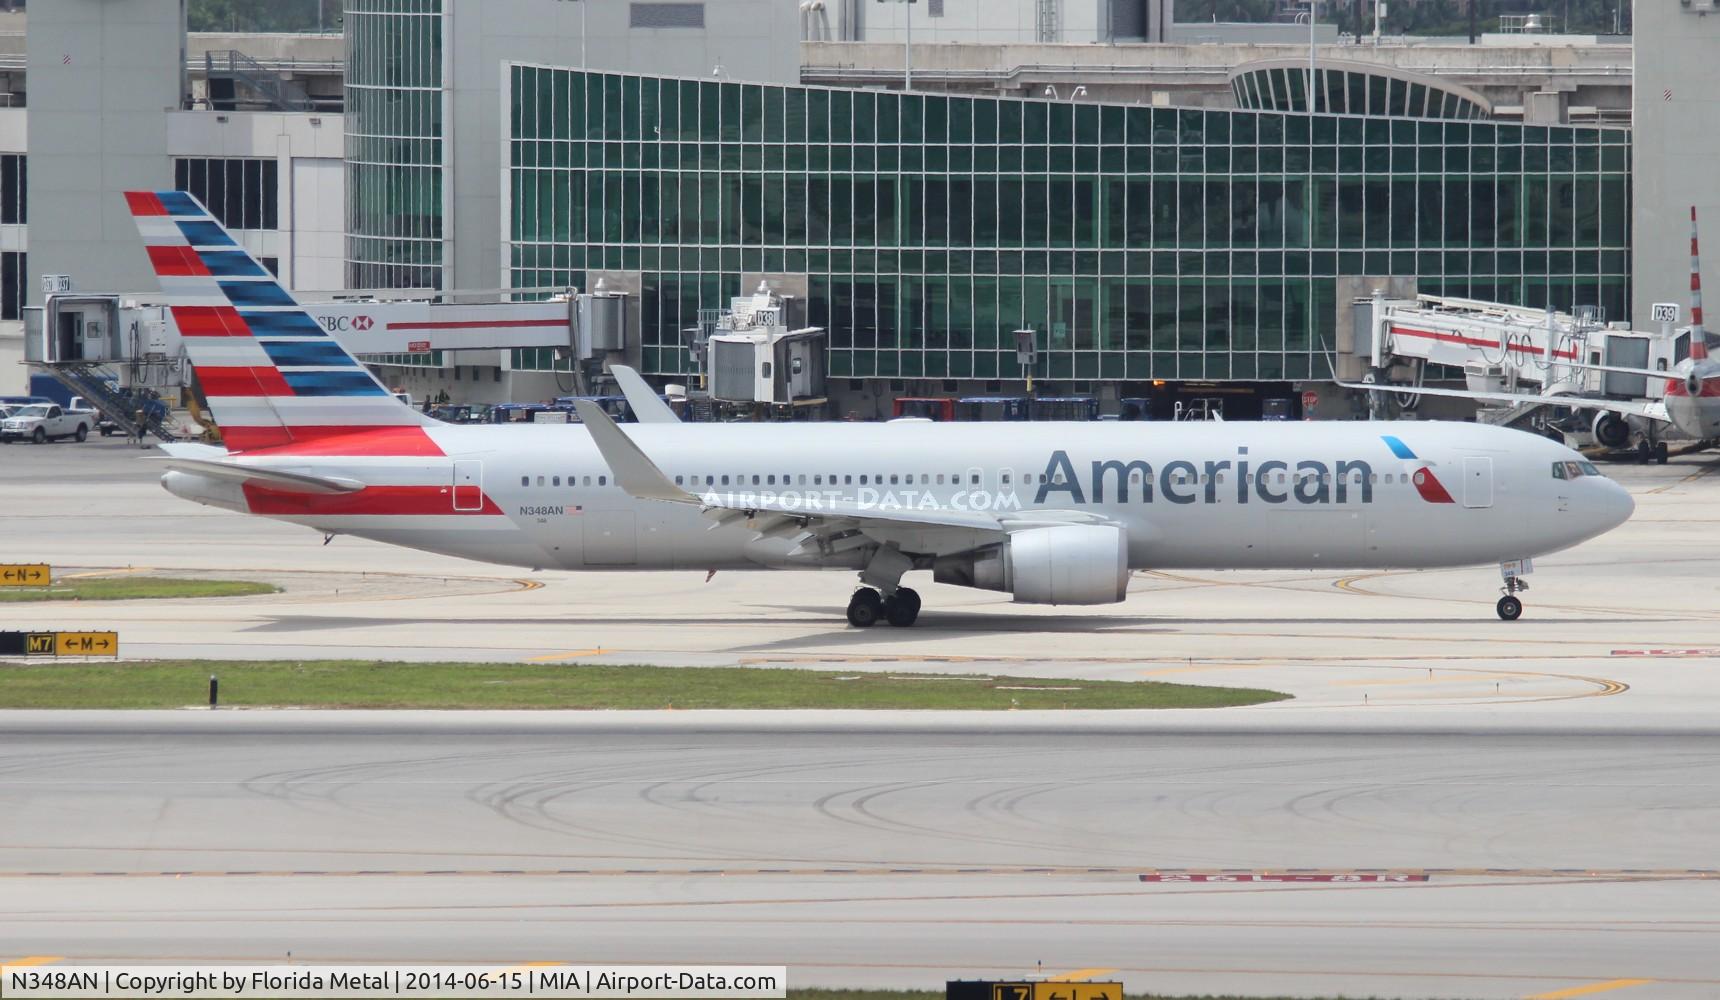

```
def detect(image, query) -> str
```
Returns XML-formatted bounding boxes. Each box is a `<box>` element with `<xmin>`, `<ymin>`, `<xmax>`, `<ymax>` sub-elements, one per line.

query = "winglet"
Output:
<box><xmin>609</xmin><ymin>366</ymin><xmax>681</xmax><ymax>423</ymax></box>
<box><xmin>572</xmin><ymin>400</ymin><xmax>697</xmax><ymax>504</ymax></box>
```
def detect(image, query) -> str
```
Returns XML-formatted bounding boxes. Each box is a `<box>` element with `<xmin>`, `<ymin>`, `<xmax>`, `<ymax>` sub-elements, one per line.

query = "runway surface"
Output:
<box><xmin>5</xmin><ymin>441</ymin><xmax>1720</xmax><ymax>997</ymax></box>
<box><xmin>3</xmin><ymin>713</ymin><xmax>1719</xmax><ymax>998</ymax></box>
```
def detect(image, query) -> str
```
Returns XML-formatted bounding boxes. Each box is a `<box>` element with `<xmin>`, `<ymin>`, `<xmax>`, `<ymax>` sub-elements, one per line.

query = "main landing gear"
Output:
<box><xmin>1497</xmin><ymin>560</ymin><xmax>1531</xmax><ymax>621</ymax></box>
<box><xmin>846</xmin><ymin>587</ymin><xmax>921</xmax><ymax>628</ymax></box>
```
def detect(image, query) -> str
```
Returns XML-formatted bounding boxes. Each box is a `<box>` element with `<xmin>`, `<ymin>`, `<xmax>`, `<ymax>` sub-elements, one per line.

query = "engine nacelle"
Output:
<box><xmin>1592</xmin><ymin>411</ymin><xmax>1630</xmax><ymax>449</ymax></box>
<box><xmin>933</xmin><ymin>524</ymin><xmax>1129</xmax><ymax>605</ymax></box>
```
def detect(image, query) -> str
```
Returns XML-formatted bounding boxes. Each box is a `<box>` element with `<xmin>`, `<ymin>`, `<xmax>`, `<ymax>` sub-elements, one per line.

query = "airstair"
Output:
<box><xmin>36</xmin><ymin>363</ymin><xmax>185</xmax><ymax>442</ymax></box>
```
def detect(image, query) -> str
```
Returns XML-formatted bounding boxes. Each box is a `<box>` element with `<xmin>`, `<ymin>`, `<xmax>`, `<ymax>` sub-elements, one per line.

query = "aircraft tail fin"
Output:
<box><xmin>124</xmin><ymin>190</ymin><xmax>438</xmax><ymax>455</ymax></box>
<box><xmin>1691</xmin><ymin>205</ymin><xmax>1707</xmax><ymax>361</ymax></box>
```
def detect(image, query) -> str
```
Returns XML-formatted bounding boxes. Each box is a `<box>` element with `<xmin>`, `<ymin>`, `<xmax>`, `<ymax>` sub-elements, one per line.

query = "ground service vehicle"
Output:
<box><xmin>0</xmin><ymin>403</ymin><xmax>95</xmax><ymax>444</ymax></box>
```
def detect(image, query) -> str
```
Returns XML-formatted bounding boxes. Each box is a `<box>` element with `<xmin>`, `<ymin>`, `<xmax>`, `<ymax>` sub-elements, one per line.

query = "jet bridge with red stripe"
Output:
<box><xmin>1362</xmin><ymin>292</ymin><xmax>1679</xmax><ymax>401</ymax></box>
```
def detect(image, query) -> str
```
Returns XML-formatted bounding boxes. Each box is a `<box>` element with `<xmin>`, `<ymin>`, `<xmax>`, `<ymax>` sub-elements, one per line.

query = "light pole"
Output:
<box><xmin>876</xmin><ymin>0</ymin><xmax>918</xmax><ymax>91</ymax></box>
<box><xmin>1308</xmin><ymin>0</ymin><xmax>1317</xmax><ymax>113</ymax></box>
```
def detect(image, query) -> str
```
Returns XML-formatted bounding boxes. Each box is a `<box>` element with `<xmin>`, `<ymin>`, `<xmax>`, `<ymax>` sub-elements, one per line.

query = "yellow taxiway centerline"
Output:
<box><xmin>526</xmin><ymin>648</ymin><xmax>612</xmax><ymax>662</ymax></box>
<box><xmin>1524</xmin><ymin>978</ymin><xmax>1655</xmax><ymax>999</ymax></box>
<box><xmin>1045</xmin><ymin>967</ymin><xmax>1119</xmax><ymax>982</ymax></box>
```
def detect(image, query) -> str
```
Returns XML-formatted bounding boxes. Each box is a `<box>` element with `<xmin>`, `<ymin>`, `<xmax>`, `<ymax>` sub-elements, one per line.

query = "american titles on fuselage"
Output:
<box><xmin>1035</xmin><ymin>448</ymin><xmax>1380</xmax><ymax>506</ymax></box>
<box><xmin>652</xmin><ymin>447</ymin><xmax>1400</xmax><ymax>515</ymax></box>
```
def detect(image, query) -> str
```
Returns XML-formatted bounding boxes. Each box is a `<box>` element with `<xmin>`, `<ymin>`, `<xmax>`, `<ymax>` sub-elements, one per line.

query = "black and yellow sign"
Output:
<box><xmin>0</xmin><ymin>564</ymin><xmax>49</xmax><ymax>587</ymax></box>
<box><xmin>0</xmin><ymin>631</ymin><xmax>119</xmax><ymax>657</ymax></box>
<box><xmin>947</xmin><ymin>982</ymin><xmax>1122</xmax><ymax>1000</ymax></box>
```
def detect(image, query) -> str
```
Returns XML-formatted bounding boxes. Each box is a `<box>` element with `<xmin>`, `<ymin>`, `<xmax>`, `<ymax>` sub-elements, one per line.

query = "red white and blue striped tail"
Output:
<box><xmin>125</xmin><ymin>190</ymin><xmax>440</xmax><ymax>456</ymax></box>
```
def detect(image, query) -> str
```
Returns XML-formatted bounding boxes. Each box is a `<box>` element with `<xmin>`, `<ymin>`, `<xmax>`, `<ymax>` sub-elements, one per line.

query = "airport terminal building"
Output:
<box><xmin>499</xmin><ymin>65</ymin><xmax>1630</xmax><ymax>398</ymax></box>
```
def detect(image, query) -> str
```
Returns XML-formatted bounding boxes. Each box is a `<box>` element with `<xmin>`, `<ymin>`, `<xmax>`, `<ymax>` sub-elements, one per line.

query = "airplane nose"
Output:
<box><xmin>1597</xmin><ymin>480</ymin><xmax>1635</xmax><ymax>532</ymax></box>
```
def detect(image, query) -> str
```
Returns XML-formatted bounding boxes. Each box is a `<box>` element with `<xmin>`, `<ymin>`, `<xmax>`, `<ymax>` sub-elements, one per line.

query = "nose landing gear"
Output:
<box><xmin>1497</xmin><ymin>559</ymin><xmax>1531</xmax><ymax>621</ymax></box>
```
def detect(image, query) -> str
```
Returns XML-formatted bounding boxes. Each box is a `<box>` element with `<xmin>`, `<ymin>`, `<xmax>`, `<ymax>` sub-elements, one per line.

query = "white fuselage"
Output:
<box><xmin>163</xmin><ymin>420</ymin><xmax>1633</xmax><ymax>578</ymax></box>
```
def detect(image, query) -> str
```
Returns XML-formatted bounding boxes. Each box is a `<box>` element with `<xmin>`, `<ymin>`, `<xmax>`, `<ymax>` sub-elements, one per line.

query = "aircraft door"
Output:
<box><xmin>452</xmin><ymin>460</ymin><xmax>484</xmax><ymax>511</ymax></box>
<box><xmin>1462</xmin><ymin>457</ymin><xmax>1493</xmax><ymax>508</ymax></box>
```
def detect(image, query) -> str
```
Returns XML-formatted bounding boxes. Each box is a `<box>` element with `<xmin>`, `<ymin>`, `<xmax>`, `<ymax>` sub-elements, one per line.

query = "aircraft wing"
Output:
<box><xmin>1338</xmin><ymin>381</ymin><xmax>1669</xmax><ymax>423</ymax></box>
<box><xmin>608</xmin><ymin>365</ymin><xmax>681</xmax><ymax>424</ymax></box>
<box><xmin>581</xmin><ymin>402</ymin><xmax>1133</xmax><ymax>562</ymax></box>
<box><xmin>572</xmin><ymin>400</ymin><xmax>1007</xmax><ymax>538</ymax></box>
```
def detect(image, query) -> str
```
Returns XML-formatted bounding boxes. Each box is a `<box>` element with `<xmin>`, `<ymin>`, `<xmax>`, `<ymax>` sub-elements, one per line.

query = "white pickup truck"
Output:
<box><xmin>0</xmin><ymin>402</ymin><xmax>96</xmax><ymax>444</ymax></box>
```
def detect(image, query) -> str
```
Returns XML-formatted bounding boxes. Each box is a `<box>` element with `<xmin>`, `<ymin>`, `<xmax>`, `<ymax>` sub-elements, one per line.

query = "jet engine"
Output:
<box><xmin>933</xmin><ymin>524</ymin><xmax>1129</xmax><ymax>605</ymax></box>
<box><xmin>1592</xmin><ymin>411</ymin><xmax>1629</xmax><ymax>449</ymax></box>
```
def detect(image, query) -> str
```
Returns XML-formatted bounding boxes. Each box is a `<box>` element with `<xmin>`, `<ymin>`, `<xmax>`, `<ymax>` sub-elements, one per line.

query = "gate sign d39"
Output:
<box><xmin>1652</xmin><ymin>302</ymin><xmax>1681</xmax><ymax>324</ymax></box>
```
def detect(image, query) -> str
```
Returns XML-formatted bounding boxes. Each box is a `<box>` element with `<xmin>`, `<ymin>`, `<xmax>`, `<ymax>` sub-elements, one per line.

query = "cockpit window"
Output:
<box><xmin>1551</xmin><ymin>462</ymin><xmax>1567</xmax><ymax>480</ymax></box>
<box><xmin>1579</xmin><ymin>461</ymin><xmax>1601</xmax><ymax>476</ymax></box>
<box><xmin>1554</xmin><ymin>461</ymin><xmax>1603</xmax><ymax>479</ymax></box>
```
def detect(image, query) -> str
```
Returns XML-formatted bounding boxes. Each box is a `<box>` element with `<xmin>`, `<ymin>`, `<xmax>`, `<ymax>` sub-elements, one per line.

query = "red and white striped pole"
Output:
<box><xmin>1691</xmin><ymin>206</ymin><xmax>1707</xmax><ymax>360</ymax></box>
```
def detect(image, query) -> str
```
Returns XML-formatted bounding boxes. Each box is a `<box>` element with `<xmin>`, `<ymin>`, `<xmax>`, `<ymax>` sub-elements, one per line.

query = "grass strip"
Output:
<box><xmin>0</xmin><ymin>578</ymin><xmax>278</xmax><ymax>603</ymax></box>
<box><xmin>0</xmin><ymin>660</ymin><xmax>1287</xmax><ymax>710</ymax></box>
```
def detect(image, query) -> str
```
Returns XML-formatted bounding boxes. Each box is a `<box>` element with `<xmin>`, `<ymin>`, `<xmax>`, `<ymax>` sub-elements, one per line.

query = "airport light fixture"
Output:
<box><xmin>876</xmin><ymin>0</ymin><xmax>917</xmax><ymax>91</ymax></box>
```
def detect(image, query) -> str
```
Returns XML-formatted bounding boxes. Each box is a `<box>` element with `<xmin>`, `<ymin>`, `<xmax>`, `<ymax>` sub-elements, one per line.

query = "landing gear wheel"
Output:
<box><xmin>846</xmin><ymin>588</ymin><xmax>883</xmax><ymax>628</ymax></box>
<box><xmin>1636</xmin><ymin>440</ymin><xmax>1653</xmax><ymax>464</ymax></box>
<box><xmin>1655</xmin><ymin>441</ymin><xmax>1670</xmax><ymax>464</ymax></box>
<box><xmin>884</xmin><ymin>587</ymin><xmax>922</xmax><ymax>627</ymax></box>
<box><xmin>1496</xmin><ymin>595</ymin><xmax>1523</xmax><ymax>621</ymax></box>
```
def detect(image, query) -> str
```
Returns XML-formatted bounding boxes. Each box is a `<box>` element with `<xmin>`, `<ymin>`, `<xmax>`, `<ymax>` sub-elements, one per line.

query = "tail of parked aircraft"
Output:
<box><xmin>124</xmin><ymin>190</ymin><xmax>437</xmax><ymax>454</ymax></box>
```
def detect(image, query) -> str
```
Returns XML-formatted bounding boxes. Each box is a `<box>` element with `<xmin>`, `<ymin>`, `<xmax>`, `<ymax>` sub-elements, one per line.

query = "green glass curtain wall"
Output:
<box><xmin>506</xmin><ymin>67</ymin><xmax>1630</xmax><ymax>381</ymax></box>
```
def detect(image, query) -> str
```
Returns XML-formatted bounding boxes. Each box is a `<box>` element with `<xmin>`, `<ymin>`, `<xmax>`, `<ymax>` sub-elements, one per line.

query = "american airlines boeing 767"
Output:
<box><xmin>132</xmin><ymin>191</ymin><xmax>1632</xmax><ymax>626</ymax></box>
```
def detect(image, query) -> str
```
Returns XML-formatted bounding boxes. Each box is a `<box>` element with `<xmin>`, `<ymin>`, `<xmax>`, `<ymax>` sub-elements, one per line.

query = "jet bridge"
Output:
<box><xmin>24</xmin><ymin>290</ymin><xmax>582</xmax><ymax>438</ymax></box>
<box><xmin>1355</xmin><ymin>293</ymin><xmax>1684</xmax><ymax>431</ymax></box>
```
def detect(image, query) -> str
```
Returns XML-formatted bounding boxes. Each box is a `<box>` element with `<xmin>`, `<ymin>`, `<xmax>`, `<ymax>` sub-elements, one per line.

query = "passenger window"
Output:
<box><xmin>814</xmin><ymin>475</ymin><xmax>823</xmax><ymax>485</ymax></box>
<box><xmin>936</xmin><ymin>474</ymin><xmax>945</xmax><ymax>485</ymax></box>
<box><xmin>705</xmin><ymin>475</ymin><xmax>714</xmax><ymax>486</ymax></box>
<box><xmin>971</xmin><ymin>474</ymin><xmax>980</xmax><ymax>485</ymax></box>
<box><xmin>584</xmin><ymin>476</ymin><xmax>592</xmax><ymax>486</ymax></box>
<box><xmin>537</xmin><ymin>476</ymin><xmax>545</xmax><ymax>487</ymax></box>
<box><xmin>890</xmin><ymin>475</ymin><xmax>899</xmax><ymax>485</ymax></box>
<box><xmin>520</xmin><ymin>476</ymin><xmax>529</xmax><ymax>487</ymax></box>
<box><xmin>553</xmin><ymin>476</ymin><xmax>561</xmax><ymax>487</ymax></box>
<box><xmin>845</xmin><ymin>475</ymin><xmax>853</xmax><ymax>485</ymax></box>
<box><xmin>1002</xmin><ymin>473</ymin><xmax>1011</xmax><ymax>484</ymax></box>
<box><xmin>598</xmin><ymin>476</ymin><xmax>607</xmax><ymax>486</ymax></box>
<box><xmin>860</xmin><ymin>475</ymin><xmax>868</xmax><ymax>485</ymax></box>
<box><xmin>721</xmin><ymin>475</ymin><xmax>730</xmax><ymax>485</ymax></box>
<box><xmin>675</xmin><ymin>475</ymin><xmax>684</xmax><ymax>485</ymax></box>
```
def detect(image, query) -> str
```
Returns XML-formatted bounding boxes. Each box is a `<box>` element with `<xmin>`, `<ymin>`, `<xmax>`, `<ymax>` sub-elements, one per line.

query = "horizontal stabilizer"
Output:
<box><xmin>164</xmin><ymin>457</ymin><xmax>365</xmax><ymax>495</ymax></box>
